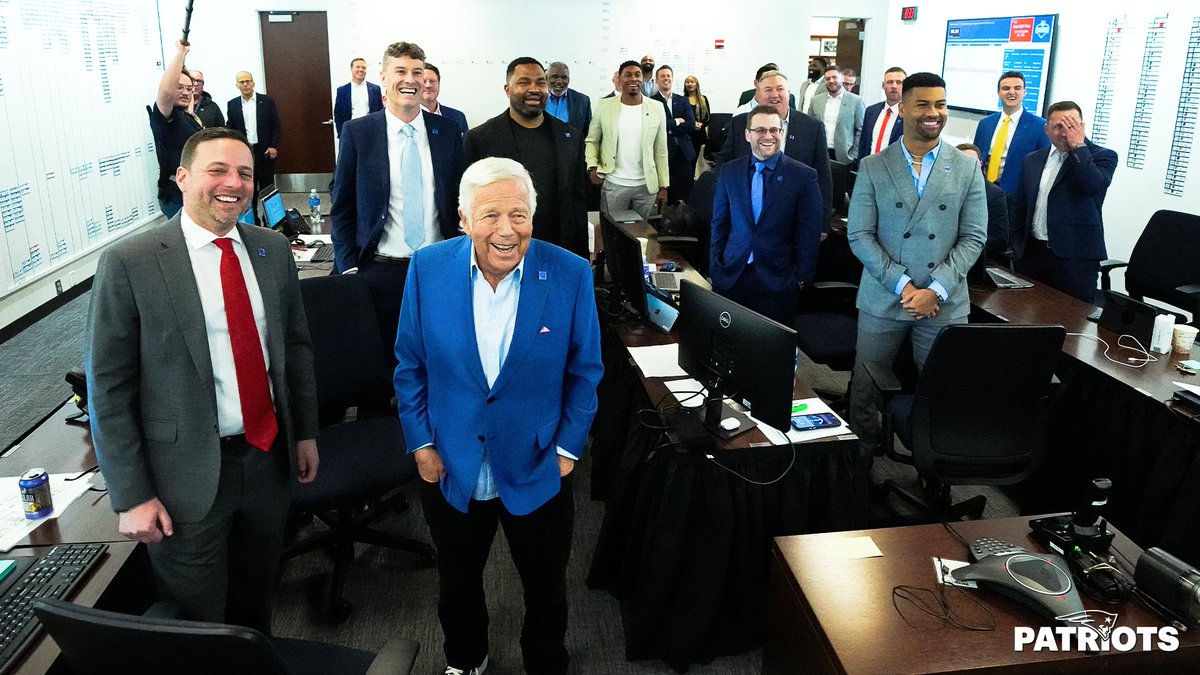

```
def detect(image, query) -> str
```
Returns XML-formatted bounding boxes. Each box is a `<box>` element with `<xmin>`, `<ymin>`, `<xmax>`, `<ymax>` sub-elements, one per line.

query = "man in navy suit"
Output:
<box><xmin>710</xmin><ymin>105</ymin><xmax>824</xmax><ymax>326</ymax></box>
<box><xmin>330</xmin><ymin>41</ymin><xmax>466</xmax><ymax>359</ymax></box>
<box><xmin>421</xmin><ymin>63</ymin><xmax>469</xmax><ymax>137</ymax></box>
<box><xmin>858</xmin><ymin>67</ymin><xmax>905</xmax><ymax>166</ymax></box>
<box><xmin>226</xmin><ymin>72</ymin><xmax>282</xmax><ymax>199</ymax></box>
<box><xmin>333</xmin><ymin>57</ymin><xmax>382</xmax><ymax>137</ymax></box>
<box><xmin>651</xmin><ymin>65</ymin><xmax>697</xmax><ymax>203</ymax></box>
<box><xmin>972</xmin><ymin>71</ymin><xmax>1050</xmax><ymax>195</ymax></box>
<box><xmin>545</xmin><ymin>61</ymin><xmax>592</xmax><ymax>135</ymax></box>
<box><xmin>1011</xmin><ymin>101</ymin><xmax>1117</xmax><ymax>303</ymax></box>
<box><xmin>718</xmin><ymin>71</ymin><xmax>832</xmax><ymax>225</ymax></box>
<box><xmin>395</xmin><ymin>157</ymin><xmax>603</xmax><ymax>675</ymax></box>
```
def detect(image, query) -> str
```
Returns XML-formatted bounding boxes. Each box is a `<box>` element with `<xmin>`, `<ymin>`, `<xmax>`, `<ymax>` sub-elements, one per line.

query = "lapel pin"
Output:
<box><xmin>431</xmin><ymin>128</ymin><xmax>439</xmax><ymax>135</ymax></box>
<box><xmin>776</xmin><ymin>175</ymin><xmax>783</xmax><ymax>182</ymax></box>
<box><xmin>539</xmin><ymin>326</ymin><xmax>551</xmax><ymax>333</ymax></box>
<box><xmin>943</xmin><ymin>165</ymin><xmax>952</xmax><ymax>173</ymax></box>
<box><xmin>257</xmin><ymin>248</ymin><xmax>266</xmax><ymax>257</ymax></box>
<box><xmin>538</xmin><ymin>270</ymin><xmax>547</xmax><ymax>280</ymax></box>
<box><xmin>566</xmin><ymin>132</ymin><xmax>572</xmax><ymax>138</ymax></box>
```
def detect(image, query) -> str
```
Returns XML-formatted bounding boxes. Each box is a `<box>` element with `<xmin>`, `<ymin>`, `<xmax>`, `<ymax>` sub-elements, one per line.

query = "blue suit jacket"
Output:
<box><xmin>393</xmin><ymin>237</ymin><xmax>603</xmax><ymax>515</ymax></box>
<box><xmin>651</xmin><ymin>92</ymin><xmax>697</xmax><ymax>163</ymax></box>
<box><xmin>333</xmin><ymin>81</ymin><xmax>383</xmax><ymax>137</ymax></box>
<box><xmin>435</xmin><ymin>105</ymin><xmax>469</xmax><ymax>137</ymax></box>
<box><xmin>330</xmin><ymin>110</ymin><xmax>466</xmax><ymax>272</ymax></box>
<box><xmin>709</xmin><ymin>154</ymin><xmax>824</xmax><ymax>294</ymax></box>
<box><xmin>1011</xmin><ymin>140</ymin><xmax>1117</xmax><ymax>261</ymax></box>
<box><xmin>857</xmin><ymin>101</ymin><xmax>903</xmax><ymax>166</ymax></box>
<box><xmin>972</xmin><ymin>110</ymin><xmax>1050</xmax><ymax>194</ymax></box>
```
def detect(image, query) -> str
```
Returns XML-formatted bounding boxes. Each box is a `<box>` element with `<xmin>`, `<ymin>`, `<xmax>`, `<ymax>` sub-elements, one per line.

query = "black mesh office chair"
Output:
<box><xmin>705</xmin><ymin>113</ymin><xmax>732</xmax><ymax>162</ymax></box>
<box><xmin>289</xmin><ymin>274</ymin><xmax>434</xmax><ymax>622</ymax></box>
<box><xmin>793</xmin><ymin>228</ymin><xmax>863</xmax><ymax>406</ymax></box>
<box><xmin>33</xmin><ymin>598</ymin><xmax>419</xmax><ymax>675</ymax></box>
<box><xmin>1100</xmin><ymin>210</ymin><xmax>1200</xmax><ymax>325</ymax></box>
<box><xmin>865</xmin><ymin>324</ymin><xmax>1065</xmax><ymax>521</ymax></box>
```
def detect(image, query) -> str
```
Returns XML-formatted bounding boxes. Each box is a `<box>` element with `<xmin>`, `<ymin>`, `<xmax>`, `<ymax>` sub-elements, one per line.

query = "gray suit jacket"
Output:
<box><xmin>807</xmin><ymin>90</ymin><xmax>866</xmax><ymax>164</ymax></box>
<box><xmin>847</xmin><ymin>142</ymin><xmax>987</xmax><ymax>322</ymax></box>
<box><xmin>85</xmin><ymin>217</ymin><xmax>318</xmax><ymax>523</ymax></box>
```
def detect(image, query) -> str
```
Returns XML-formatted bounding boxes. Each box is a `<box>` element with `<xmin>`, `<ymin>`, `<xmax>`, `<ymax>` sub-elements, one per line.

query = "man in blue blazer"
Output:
<box><xmin>330</xmin><ymin>41</ymin><xmax>466</xmax><ymax>360</ymax></box>
<box><xmin>422</xmin><ymin>63</ymin><xmax>469</xmax><ymax>137</ymax></box>
<box><xmin>1011</xmin><ymin>101</ymin><xmax>1118</xmax><ymax>303</ymax></box>
<box><xmin>710</xmin><ymin>105</ymin><xmax>823</xmax><ymax>326</ymax></box>
<box><xmin>333</xmin><ymin>57</ymin><xmax>382</xmax><ymax>137</ymax></box>
<box><xmin>847</xmin><ymin>72</ymin><xmax>986</xmax><ymax>448</ymax></box>
<box><xmin>395</xmin><ymin>157</ymin><xmax>603</xmax><ymax>675</ymax></box>
<box><xmin>546</xmin><ymin>61</ymin><xmax>592</xmax><ymax>135</ymax></box>
<box><xmin>857</xmin><ymin>67</ymin><xmax>906</xmax><ymax>166</ymax></box>
<box><xmin>651</xmin><ymin>65</ymin><xmax>697</xmax><ymax>203</ymax></box>
<box><xmin>972</xmin><ymin>71</ymin><xmax>1050</xmax><ymax>195</ymax></box>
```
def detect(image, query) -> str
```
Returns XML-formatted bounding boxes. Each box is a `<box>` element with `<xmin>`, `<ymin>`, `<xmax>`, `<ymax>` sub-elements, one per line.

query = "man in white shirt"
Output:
<box><xmin>225</xmin><ymin>72</ymin><xmax>282</xmax><ymax>202</ymax></box>
<box><xmin>585</xmin><ymin>60</ymin><xmax>669</xmax><ymax>218</ymax></box>
<box><xmin>857</xmin><ymin>67</ymin><xmax>905</xmax><ymax>165</ymax></box>
<box><xmin>334</xmin><ymin>57</ymin><xmax>382</xmax><ymax>137</ymax></box>
<box><xmin>795</xmin><ymin>57</ymin><xmax>828</xmax><ymax>118</ymax></box>
<box><xmin>806</xmin><ymin>66</ymin><xmax>865</xmax><ymax>164</ymax></box>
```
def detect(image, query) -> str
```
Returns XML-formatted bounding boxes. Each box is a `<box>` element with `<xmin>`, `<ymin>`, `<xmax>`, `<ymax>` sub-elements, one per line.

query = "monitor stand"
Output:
<box><xmin>664</xmin><ymin>391</ymin><xmax>756</xmax><ymax>450</ymax></box>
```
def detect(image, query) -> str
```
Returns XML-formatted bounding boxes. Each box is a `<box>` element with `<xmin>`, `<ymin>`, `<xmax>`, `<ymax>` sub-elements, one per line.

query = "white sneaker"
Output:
<box><xmin>444</xmin><ymin>655</ymin><xmax>488</xmax><ymax>675</ymax></box>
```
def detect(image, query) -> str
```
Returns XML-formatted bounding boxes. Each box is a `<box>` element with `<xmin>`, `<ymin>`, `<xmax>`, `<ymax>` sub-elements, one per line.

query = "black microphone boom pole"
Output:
<box><xmin>181</xmin><ymin>0</ymin><xmax>195</xmax><ymax>45</ymax></box>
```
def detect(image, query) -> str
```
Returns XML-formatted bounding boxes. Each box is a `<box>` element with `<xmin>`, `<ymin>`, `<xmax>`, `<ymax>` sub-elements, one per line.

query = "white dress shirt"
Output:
<box><xmin>376</xmin><ymin>108</ymin><xmax>440</xmax><ymax>258</ymax></box>
<box><xmin>240</xmin><ymin>96</ymin><xmax>258</xmax><ymax>145</ymax></box>
<box><xmin>1032</xmin><ymin>147</ymin><xmax>1067</xmax><ymax>241</ymax></box>
<box><xmin>350</xmin><ymin>81</ymin><xmax>369</xmax><ymax>119</ymax></box>
<box><xmin>821</xmin><ymin>91</ymin><xmax>842</xmax><ymax>149</ymax></box>
<box><xmin>869</xmin><ymin>103</ymin><xmax>900</xmax><ymax>155</ymax></box>
<box><xmin>179</xmin><ymin>214</ymin><xmax>273</xmax><ymax>437</ymax></box>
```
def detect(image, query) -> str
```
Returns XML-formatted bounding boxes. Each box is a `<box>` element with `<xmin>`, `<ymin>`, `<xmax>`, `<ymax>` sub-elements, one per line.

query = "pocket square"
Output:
<box><xmin>539</xmin><ymin>326</ymin><xmax>551</xmax><ymax>333</ymax></box>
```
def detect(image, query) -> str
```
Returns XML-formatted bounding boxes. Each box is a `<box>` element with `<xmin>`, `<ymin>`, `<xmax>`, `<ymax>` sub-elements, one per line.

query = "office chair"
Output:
<box><xmin>705</xmin><ymin>113</ymin><xmax>732</xmax><ymax>162</ymax></box>
<box><xmin>793</xmin><ymin>228</ymin><xmax>863</xmax><ymax>407</ymax></box>
<box><xmin>1099</xmin><ymin>210</ymin><xmax>1200</xmax><ymax>325</ymax></box>
<box><xmin>687</xmin><ymin>169</ymin><xmax>718</xmax><ymax>277</ymax></box>
<box><xmin>289</xmin><ymin>274</ymin><xmax>435</xmax><ymax>622</ymax></box>
<box><xmin>829</xmin><ymin>159</ymin><xmax>851</xmax><ymax>219</ymax></box>
<box><xmin>864</xmin><ymin>324</ymin><xmax>1065</xmax><ymax>521</ymax></box>
<box><xmin>33</xmin><ymin>598</ymin><xmax>419</xmax><ymax>675</ymax></box>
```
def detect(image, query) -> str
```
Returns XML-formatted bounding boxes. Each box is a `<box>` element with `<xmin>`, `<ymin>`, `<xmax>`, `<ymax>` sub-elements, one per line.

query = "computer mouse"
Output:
<box><xmin>719</xmin><ymin>417</ymin><xmax>740</xmax><ymax>431</ymax></box>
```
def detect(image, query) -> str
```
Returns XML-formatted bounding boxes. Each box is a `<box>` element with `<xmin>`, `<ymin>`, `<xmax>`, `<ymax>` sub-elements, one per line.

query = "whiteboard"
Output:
<box><xmin>0</xmin><ymin>0</ymin><xmax>161</xmax><ymax>298</ymax></box>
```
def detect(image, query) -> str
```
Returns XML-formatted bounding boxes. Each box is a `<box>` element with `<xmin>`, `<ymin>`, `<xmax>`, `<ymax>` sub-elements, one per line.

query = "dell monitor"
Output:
<box><xmin>674</xmin><ymin>279</ymin><xmax>797</xmax><ymax>441</ymax></box>
<box><xmin>599</xmin><ymin>212</ymin><xmax>648</xmax><ymax>318</ymax></box>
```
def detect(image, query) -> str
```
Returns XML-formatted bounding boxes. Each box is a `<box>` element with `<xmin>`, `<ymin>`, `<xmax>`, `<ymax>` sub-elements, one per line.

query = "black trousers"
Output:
<box><xmin>146</xmin><ymin>437</ymin><xmax>290</xmax><ymax>634</ymax></box>
<box><xmin>420</xmin><ymin>477</ymin><xmax>575</xmax><ymax>674</ymax></box>
<box><xmin>357</xmin><ymin>256</ymin><xmax>410</xmax><ymax>365</ymax></box>
<box><xmin>1014</xmin><ymin>238</ymin><xmax>1100</xmax><ymax>304</ymax></box>
<box><xmin>667</xmin><ymin>144</ymin><xmax>695</xmax><ymax>204</ymax></box>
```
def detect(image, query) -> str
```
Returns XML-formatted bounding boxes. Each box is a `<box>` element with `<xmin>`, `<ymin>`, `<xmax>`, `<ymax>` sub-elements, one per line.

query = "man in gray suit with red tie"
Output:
<box><xmin>85</xmin><ymin>127</ymin><xmax>319</xmax><ymax>633</ymax></box>
<box><xmin>847</xmin><ymin>72</ymin><xmax>987</xmax><ymax>447</ymax></box>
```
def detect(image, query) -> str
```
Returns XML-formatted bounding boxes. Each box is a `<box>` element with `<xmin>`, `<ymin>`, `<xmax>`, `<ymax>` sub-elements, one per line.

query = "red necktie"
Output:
<box><xmin>214</xmin><ymin>238</ymin><xmax>277</xmax><ymax>452</ymax></box>
<box><xmin>874</xmin><ymin>107</ymin><xmax>893</xmax><ymax>155</ymax></box>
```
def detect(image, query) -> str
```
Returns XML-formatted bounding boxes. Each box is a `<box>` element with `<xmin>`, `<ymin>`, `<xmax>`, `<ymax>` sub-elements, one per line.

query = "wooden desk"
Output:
<box><xmin>764</xmin><ymin>516</ymin><xmax>1200</xmax><ymax>674</ymax></box>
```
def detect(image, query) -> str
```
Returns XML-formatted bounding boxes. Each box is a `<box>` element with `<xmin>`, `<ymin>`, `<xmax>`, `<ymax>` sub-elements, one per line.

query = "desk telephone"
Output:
<box><xmin>953</xmin><ymin>538</ymin><xmax>1085</xmax><ymax>622</ymax></box>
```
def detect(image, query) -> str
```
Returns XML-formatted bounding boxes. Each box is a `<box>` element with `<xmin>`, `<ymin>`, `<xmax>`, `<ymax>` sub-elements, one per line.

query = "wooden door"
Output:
<box><xmin>259</xmin><ymin>11</ymin><xmax>334</xmax><ymax>175</ymax></box>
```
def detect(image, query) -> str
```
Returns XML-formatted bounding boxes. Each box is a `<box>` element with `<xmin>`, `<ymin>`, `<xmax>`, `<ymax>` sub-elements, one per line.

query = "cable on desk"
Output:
<box><xmin>892</xmin><ymin>574</ymin><xmax>996</xmax><ymax>632</ymax></box>
<box><xmin>703</xmin><ymin>435</ymin><xmax>796</xmax><ymax>486</ymax></box>
<box><xmin>1065</xmin><ymin>547</ymin><xmax>1133</xmax><ymax>604</ymax></box>
<box><xmin>1067</xmin><ymin>332</ymin><xmax>1157</xmax><ymax>369</ymax></box>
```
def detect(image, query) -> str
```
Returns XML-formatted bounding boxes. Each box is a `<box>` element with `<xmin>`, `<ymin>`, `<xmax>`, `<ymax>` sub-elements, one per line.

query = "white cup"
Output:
<box><xmin>1173</xmin><ymin>324</ymin><xmax>1199</xmax><ymax>355</ymax></box>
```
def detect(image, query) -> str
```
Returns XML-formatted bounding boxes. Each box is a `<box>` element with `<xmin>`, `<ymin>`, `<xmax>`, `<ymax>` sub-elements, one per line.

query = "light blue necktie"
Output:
<box><xmin>748</xmin><ymin>161</ymin><xmax>765</xmax><ymax>264</ymax></box>
<box><xmin>400</xmin><ymin>124</ymin><xmax>425</xmax><ymax>250</ymax></box>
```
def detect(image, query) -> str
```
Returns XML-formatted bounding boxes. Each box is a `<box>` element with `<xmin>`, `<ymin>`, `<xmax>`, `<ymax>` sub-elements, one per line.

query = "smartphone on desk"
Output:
<box><xmin>791</xmin><ymin>412</ymin><xmax>841</xmax><ymax>431</ymax></box>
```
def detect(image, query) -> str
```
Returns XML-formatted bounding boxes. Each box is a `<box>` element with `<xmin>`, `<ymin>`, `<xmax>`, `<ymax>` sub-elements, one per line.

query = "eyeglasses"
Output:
<box><xmin>192</xmin><ymin>79</ymin><xmax>204</xmax><ymax>85</ymax></box>
<box><xmin>748</xmin><ymin>127</ymin><xmax>783</xmax><ymax>136</ymax></box>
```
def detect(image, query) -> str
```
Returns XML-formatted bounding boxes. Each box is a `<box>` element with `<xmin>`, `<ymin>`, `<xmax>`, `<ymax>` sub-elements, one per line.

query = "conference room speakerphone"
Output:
<box><xmin>0</xmin><ymin>543</ymin><xmax>107</xmax><ymax>674</ymax></box>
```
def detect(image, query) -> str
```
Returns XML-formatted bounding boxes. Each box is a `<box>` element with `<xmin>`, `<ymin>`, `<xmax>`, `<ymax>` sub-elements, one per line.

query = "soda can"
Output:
<box><xmin>19</xmin><ymin>468</ymin><xmax>53</xmax><ymax>520</ymax></box>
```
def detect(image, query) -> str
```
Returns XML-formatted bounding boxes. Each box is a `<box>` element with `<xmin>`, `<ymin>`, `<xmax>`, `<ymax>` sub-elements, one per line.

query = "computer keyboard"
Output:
<box><xmin>985</xmin><ymin>267</ymin><xmax>1033</xmax><ymax>289</ymax></box>
<box><xmin>309</xmin><ymin>244</ymin><xmax>335</xmax><ymax>263</ymax></box>
<box><xmin>0</xmin><ymin>543</ymin><xmax>107</xmax><ymax>673</ymax></box>
<box><xmin>651</xmin><ymin>270</ymin><xmax>681</xmax><ymax>292</ymax></box>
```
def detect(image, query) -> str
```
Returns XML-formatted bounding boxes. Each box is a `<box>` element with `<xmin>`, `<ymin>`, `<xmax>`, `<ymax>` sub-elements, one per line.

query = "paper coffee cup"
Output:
<box><xmin>1174</xmin><ymin>324</ymin><xmax>1199</xmax><ymax>355</ymax></box>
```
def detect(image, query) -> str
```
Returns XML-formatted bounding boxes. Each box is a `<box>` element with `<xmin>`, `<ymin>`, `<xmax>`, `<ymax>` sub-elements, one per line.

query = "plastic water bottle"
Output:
<box><xmin>308</xmin><ymin>189</ymin><xmax>322</xmax><ymax>224</ymax></box>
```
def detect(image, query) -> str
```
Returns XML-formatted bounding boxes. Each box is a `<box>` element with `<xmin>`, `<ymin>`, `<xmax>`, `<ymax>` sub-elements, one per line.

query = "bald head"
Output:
<box><xmin>235</xmin><ymin>71</ymin><xmax>255</xmax><ymax>100</ymax></box>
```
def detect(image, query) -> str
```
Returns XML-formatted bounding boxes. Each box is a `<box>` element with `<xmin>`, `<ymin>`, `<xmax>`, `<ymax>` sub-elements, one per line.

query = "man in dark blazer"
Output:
<box><xmin>858</xmin><ymin>67</ymin><xmax>906</xmax><ymax>166</ymax></box>
<box><xmin>546</xmin><ymin>61</ymin><xmax>592</xmax><ymax>135</ymax></box>
<box><xmin>972</xmin><ymin>71</ymin><xmax>1050</xmax><ymax>195</ymax></box>
<box><xmin>710</xmin><ymin>105</ymin><xmax>823</xmax><ymax>326</ymax></box>
<box><xmin>847</xmin><ymin>72</ymin><xmax>986</xmax><ymax>449</ymax></box>
<box><xmin>1011</xmin><ymin>101</ymin><xmax>1118</xmax><ymax>303</ymax></box>
<box><xmin>333</xmin><ymin>57</ymin><xmax>383</xmax><ymax>137</ymax></box>
<box><xmin>651</xmin><ymin>65</ymin><xmax>697</xmax><ymax>203</ymax></box>
<box><xmin>85</xmin><ymin>127</ymin><xmax>319</xmax><ymax>633</ymax></box>
<box><xmin>226</xmin><ymin>72</ymin><xmax>282</xmax><ymax>197</ymax></box>
<box><xmin>395</xmin><ymin>157</ymin><xmax>603</xmax><ymax>675</ymax></box>
<box><xmin>466</xmin><ymin>57</ymin><xmax>589</xmax><ymax>258</ymax></box>
<box><xmin>719</xmin><ymin>70</ymin><xmax>832</xmax><ymax>224</ymax></box>
<box><xmin>421</xmin><ymin>63</ymin><xmax>469</xmax><ymax>137</ymax></box>
<box><xmin>957</xmin><ymin>143</ymin><xmax>1011</xmax><ymax>264</ymax></box>
<box><xmin>330</xmin><ymin>41</ymin><xmax>466</xmax><ymax>359</ymax></box>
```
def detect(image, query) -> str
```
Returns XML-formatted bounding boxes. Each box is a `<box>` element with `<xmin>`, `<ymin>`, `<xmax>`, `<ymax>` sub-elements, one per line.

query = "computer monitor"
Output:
<box><xmin>674</xmin><ymin>279</ymin><xmax>797</xmax><ymax>440</ymax></box>
<box><xmin>599</xmin><ymin>212</ymin><xmax>648</xmax><ymax>317</ymax></box>
<box><xmin>259</xmin><ymin>186</ymin><xmax>287</xmax><ymax>230</ymax></box>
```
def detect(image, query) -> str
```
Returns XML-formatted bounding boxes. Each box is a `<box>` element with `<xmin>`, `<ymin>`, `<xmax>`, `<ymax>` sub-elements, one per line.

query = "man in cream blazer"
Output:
<box><xmin>585</xmin><ymin>60</ymin><xmax>669</xmax><ymax>218</ymax></box>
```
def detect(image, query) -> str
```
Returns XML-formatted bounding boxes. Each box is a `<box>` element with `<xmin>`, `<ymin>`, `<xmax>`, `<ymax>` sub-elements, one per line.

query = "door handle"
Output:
<box><xmin>322</xmin><ymin>119</ymin><xmax>334</xmax><ymax>125</ymax></box>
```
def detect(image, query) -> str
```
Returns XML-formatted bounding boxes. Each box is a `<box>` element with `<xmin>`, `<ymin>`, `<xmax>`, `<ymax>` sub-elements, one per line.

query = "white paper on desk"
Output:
<box><xmin>935</xmin><ymin>557</ymin><xmax>978</xmax><ymax>588</ymax></box>
<box><xmin>821</xmin><ymin>536</ymin><xmax>883</xmax><ymax>559</ymax></box>
<box><xmin>664</xmin><ymin>378</ymin><xmax>707</xmax><ymax>408</ymax></box>
<box><xmin>295</xmin><ymin>233</ymin><xmax>332</xmax><ymax>246</ymax></box>
<box><xmin>0</xmin><ymin>474</ymin><xmax>96</xmax><ymax>552</ymax></box>
<box><xmin>783</xmin><ymin>397</ymin><xmax>854</xmax><ymax>443</ymax></box>
<box><xmin>291</xmin><ymin>248</ymin><xmax>317</xmax><ymax>262</ymax></box>
<box><xmin>627</xmin><ymin>344</ymin><xmax>688</xmax><ymax>378</ymax></box>
<box><xmin>1174</xmin><ymin>381</ymin><xmax>1200</xmax><ymax>396</ymax></box>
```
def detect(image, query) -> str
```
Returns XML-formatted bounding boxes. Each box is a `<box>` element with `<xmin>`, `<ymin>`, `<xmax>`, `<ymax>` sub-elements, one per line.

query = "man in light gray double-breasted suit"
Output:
<box><xmin>846</xmin><ymin>72</ymin><xmax>987</xmax><ymax>448</ymax></box>
<box><xmin>85</xmin><ymin>127</ymin><xmax>319</xmax><ymax>633</ymax></box>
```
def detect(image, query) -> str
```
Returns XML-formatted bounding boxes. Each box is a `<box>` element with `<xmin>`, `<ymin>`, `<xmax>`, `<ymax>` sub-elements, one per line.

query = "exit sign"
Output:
<box><xmin>901</xmin><ymin>6</ymin><xmax>918</xmax><ymax>21</ymax></box>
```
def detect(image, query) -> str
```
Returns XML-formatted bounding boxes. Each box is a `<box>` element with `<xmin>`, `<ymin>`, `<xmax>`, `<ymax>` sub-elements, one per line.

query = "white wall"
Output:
<box><xmin>882</xmin><ymin>0</ymin><xmax>1200</xmax><ymax>272</ymax></box>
